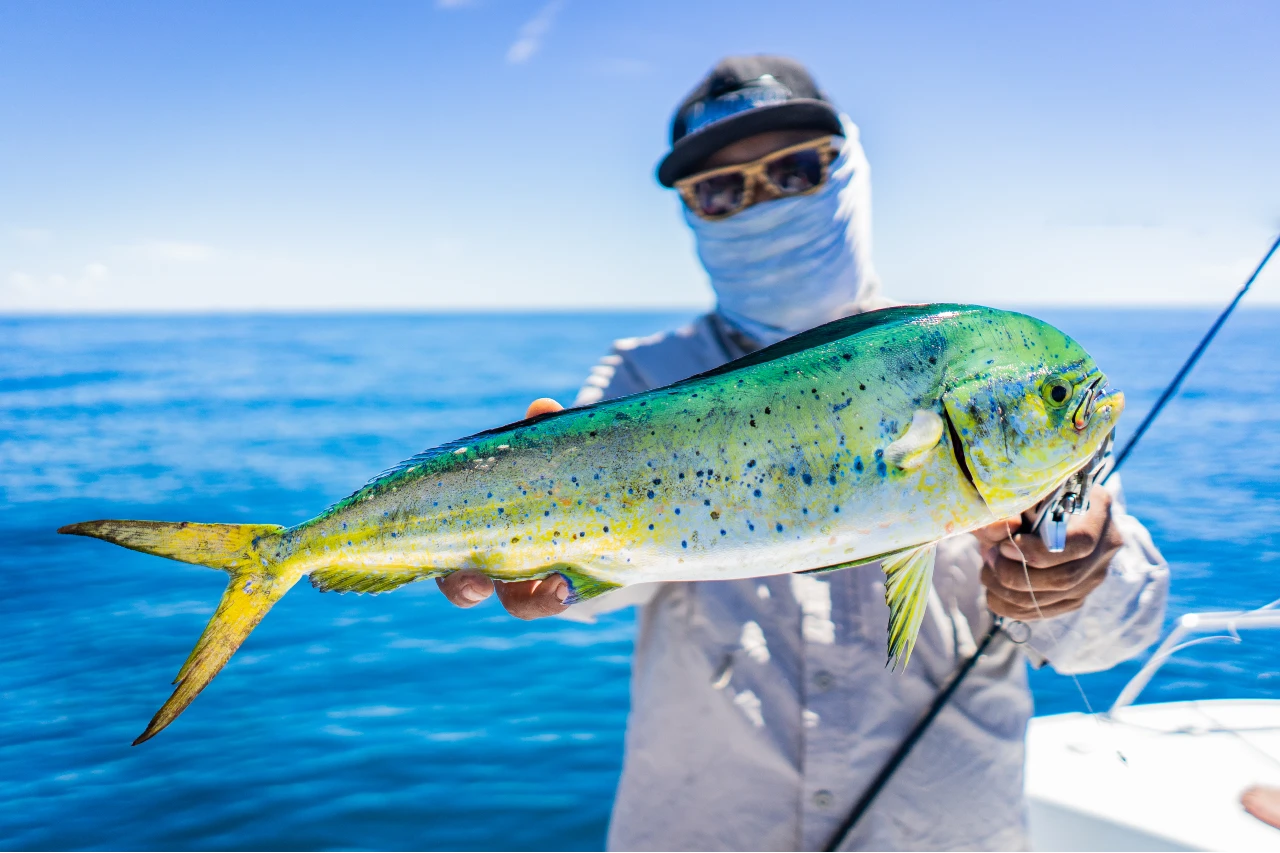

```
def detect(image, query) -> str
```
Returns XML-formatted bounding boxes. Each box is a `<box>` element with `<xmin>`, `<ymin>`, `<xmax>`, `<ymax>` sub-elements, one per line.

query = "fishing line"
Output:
<box><xmin>1005</xmin><ymin>529</ymin><xmax>1131</xmax><ymax>768</ymax></box>
<box><xmin>1005</xmin><ymin>527</ymin><xmax>1102</xmax><ymax>722</ymax></box>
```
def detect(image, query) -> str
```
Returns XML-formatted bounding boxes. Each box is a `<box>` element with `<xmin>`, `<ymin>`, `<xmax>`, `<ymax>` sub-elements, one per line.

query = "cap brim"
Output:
<box><xmin>657</xmin><ymin>100</ymin><xmax>843</xmax><ymax>187</ymax></box>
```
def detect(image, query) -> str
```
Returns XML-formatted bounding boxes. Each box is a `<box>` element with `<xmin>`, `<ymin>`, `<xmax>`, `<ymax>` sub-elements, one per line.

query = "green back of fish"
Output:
<box><xmin>306</xmin><ymin>303</ymin><xmax>988</xmax><ymax>526</ymax></box>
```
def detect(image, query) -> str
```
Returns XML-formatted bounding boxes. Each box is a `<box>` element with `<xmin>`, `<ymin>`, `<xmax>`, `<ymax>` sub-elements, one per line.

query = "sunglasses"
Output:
<box><xmin>675</xmin><ymin>135</ymin><xmax>841</xmax><ymax>220</ymax></box>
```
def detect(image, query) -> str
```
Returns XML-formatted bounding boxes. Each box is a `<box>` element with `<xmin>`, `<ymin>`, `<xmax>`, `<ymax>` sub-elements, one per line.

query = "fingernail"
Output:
<box><xmin>460</xmin><ymin>585</ymin><xmax>485</xmax><ymax>603</ymax></box>
<box><xmin>554</xmin><ymin>579</ymin><xmax>569</xmax><ymax>603</ymax></box>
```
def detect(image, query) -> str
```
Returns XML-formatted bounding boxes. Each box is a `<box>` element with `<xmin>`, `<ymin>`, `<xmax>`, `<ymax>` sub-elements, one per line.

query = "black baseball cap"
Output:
<box><xmin>656</xmin><ymin>55</ymin><xmax>844</xmax><ymax>188</ymax></box>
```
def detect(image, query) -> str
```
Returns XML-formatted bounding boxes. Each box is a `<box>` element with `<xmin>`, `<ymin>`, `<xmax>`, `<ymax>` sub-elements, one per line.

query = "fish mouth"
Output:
<box><xmin>1088</xmin><ymin>384</ymin><xmax>1125</xmax><ymax>433</ymax></box>
<box><xmin>940</xmin><ymin>405</ymin><xmax>979</xmax><ymax>494</ymax></box>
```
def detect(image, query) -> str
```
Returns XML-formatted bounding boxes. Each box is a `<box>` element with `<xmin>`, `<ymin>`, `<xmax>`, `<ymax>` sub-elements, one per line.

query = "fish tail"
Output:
<box><xmin>58</xmin><ymin>519</ymin><xmax>300</xmax><ymax>744</ymax></box>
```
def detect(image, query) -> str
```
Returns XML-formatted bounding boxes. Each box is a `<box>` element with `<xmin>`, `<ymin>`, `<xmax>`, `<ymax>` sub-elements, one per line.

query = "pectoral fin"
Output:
<box><xmin>884</xmin><ymin>409</ymin><xmax>944</xmax><ymax>470</ymax></box>
<box><xmin>882</xmin><ymin>543</ymin><xmax>938</xmax><ymax>670</ymax></box>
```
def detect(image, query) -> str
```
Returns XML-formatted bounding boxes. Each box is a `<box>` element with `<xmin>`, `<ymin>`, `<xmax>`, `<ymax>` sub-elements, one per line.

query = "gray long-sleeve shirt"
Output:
<box><xmin>568</xmin><ymin>311</ymin><xmax>1169</xmax><ymax>851</ymax></box>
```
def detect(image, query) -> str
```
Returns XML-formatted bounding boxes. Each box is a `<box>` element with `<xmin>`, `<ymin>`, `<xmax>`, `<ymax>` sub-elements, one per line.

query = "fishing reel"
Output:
<box><xmin>1026</xmin><ymin>430</ymin><xmax>1115</xmax><ymax>553</ymax></box>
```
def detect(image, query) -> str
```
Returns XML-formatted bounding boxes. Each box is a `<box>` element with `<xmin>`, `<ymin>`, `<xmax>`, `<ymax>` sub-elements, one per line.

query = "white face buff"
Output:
<box><xmin>686</xmin><ymin>116</ymin><xmax>881</xmax><ymax>347</ymax></box>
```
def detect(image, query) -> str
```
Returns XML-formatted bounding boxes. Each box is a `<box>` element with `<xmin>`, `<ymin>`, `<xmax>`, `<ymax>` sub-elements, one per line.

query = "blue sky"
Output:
<box><xmin>1</xmin><ymin>0</ymin><xmax>1277</xmax><ymax>312</ymax></box>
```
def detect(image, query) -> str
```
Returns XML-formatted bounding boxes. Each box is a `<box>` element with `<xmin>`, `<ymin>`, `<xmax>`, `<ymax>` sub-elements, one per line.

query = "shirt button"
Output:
<box><xmin>812</xmin><ymin>670</ymin><xmax>835</xmax><ymax>691</ymax></box>
<box><xmin>813</xmin><ymin>789</ymin><xmax>834</xmax><ymax>808</ymax></box>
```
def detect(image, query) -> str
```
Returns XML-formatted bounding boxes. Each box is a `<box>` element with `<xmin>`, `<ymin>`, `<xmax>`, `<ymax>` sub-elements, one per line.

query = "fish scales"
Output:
<box><xmin>288</xmin><ymin>314</ymin><xmax>980</xmax><ymax>586</ymax></box>
<box><xmin>59</xmin><ymin>304</ymin><xmax>1124</xmax><ymax>742</ymax></box>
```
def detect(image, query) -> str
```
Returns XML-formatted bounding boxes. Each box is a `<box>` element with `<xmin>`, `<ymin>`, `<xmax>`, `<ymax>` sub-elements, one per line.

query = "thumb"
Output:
<box><xmin>526</xmin><ymin>398</ymin><xmax>564</xmax><ymax>418</ymax></box>
<box><xmin>972</xmin><ymin>516</ymin><xmax>1022</xmax><ymax>546</ymax></box>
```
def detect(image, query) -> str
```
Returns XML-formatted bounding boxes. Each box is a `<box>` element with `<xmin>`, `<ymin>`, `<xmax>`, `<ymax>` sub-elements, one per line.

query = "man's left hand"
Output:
<box><xmin>972</xmin><ymin>489</ymin><xmax>1124</xmax><ymax>622</ymax></box>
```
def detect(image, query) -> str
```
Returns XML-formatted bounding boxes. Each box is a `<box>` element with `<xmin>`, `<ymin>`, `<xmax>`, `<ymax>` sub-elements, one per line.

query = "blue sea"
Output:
<box><xmin>3</xmin><ymin>309</ymin><xmax>1279</xmax><ymax>850</ymax></box>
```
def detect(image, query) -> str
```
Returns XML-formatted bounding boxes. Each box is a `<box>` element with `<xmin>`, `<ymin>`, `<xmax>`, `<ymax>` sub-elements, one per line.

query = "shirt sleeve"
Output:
<box><xmin>1024</xmin><ymin>476</ymin><xmax>1170</xmax><ymax>674</ymax></box>
<box><xmin>573</xmin><ymin>353</ymin><xmax>638</xmax><ymax>406</ymax></box>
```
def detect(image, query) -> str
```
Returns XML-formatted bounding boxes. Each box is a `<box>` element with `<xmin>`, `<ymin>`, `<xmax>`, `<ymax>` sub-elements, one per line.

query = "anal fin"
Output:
<box><xmin>310</xmin><ymin>568</ymin><xmax>438</xmax><ymax>594</ymax></box>
<box><xmin>882</xmin><ymin>543</ymin><xmax>938</xmax><ymax>671</ymax></box>
<box><xmin>799</xmin><ymin>544</ymin><xmax>918</xmax><ymax>575</ymax></box>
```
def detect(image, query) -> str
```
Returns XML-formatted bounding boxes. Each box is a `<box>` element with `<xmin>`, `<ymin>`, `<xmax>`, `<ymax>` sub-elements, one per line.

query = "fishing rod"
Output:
<box><xmin>1030</xmin><ymin>231</ymin><xmax>1280</xmax><ymax>553</ymax></box>
<box><xmin>824</xmin><ymin>232</ymin><xmax>1280</xmax><ymax>852</ymax></box>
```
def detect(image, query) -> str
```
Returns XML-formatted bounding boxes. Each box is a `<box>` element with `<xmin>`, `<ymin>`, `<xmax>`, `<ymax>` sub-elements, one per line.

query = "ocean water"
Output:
<box><xmin>2</xmin><ymin>309</ymin><xmax>1278</xmax><ymax>851</ymax></box>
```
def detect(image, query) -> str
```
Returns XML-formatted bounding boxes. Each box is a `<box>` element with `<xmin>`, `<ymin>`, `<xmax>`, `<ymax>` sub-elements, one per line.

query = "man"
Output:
<box><xmin>439</xmin><ymin>56</ymin><xmax>1169</xmax><ymax>850</ymax></box>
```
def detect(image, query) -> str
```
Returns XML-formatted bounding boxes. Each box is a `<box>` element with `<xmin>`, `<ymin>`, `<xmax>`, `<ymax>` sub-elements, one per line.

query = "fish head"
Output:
<box><xmin>941</xmin><ymin>311</ymin><xmax>1124</xmax><ymax>518</ymax></box>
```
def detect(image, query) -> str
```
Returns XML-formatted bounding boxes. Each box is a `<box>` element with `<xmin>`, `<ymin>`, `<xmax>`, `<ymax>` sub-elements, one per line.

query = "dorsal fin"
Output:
<box><xmin>312</xmin><ymin>304</ymin><xmax>983</xmax><ymax>523</ymax></box>
<box><xmin>677</xmin><ymin>304</ymin><xmax>977</xmax><ymax>385</ymax></box>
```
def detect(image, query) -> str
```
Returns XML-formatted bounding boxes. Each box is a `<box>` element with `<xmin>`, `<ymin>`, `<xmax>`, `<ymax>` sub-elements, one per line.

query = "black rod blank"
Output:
<box><xmin>822</xmin><ymin>623</ymin><xmax>1002</xmax><ymax>851</ymax></box>
<box><xmin>1106</xmin><ymin>232</ymin><xmax>1280</xmax><ymax>480</ymax></box>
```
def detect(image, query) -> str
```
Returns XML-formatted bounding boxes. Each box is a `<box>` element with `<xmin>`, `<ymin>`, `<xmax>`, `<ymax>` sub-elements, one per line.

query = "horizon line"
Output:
<box><xmin>5</xmin><ymin>301</ymin><xmax>1280</xmax><ymax>319</ymax></box>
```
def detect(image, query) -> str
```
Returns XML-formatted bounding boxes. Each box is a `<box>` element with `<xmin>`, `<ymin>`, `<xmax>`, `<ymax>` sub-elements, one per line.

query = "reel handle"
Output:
<box><xmin>1024</xmin><ymin>431</ymin><xmax>1115</xmax><ymax>553</ymax></box>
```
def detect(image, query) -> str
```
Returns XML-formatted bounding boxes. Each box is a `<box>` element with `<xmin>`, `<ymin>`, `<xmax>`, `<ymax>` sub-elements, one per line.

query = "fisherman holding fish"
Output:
<box><xmin>61</xmin><ymin>54</ymin><xmax>1173</xmax><ymax>853</ymax></box>
<box><xmin>437</xmin><ymin>57</ymin><xmax>1170</xmax><ymax>850</ymax></box>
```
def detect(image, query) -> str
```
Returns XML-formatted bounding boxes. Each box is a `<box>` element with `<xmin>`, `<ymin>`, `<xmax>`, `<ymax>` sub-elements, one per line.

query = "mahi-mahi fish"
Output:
<box><xmin>61</xmin><ymin>304</ymin><xmax>1123</xmax><ymax>743</ymax></box>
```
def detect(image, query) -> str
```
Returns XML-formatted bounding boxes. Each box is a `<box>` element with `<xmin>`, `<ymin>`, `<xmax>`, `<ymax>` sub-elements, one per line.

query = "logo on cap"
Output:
<box><xmin>682</xmin><ymin>75</ymin><xmax>794</xmax><ymax>136</ymax></box>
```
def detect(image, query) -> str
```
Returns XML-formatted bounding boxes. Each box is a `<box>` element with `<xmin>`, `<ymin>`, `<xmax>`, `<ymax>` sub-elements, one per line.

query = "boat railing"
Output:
<box><xmin>1108</xmin><ymin>601</ymin><xmax>1280</xmax><ymax>714</ymax></box>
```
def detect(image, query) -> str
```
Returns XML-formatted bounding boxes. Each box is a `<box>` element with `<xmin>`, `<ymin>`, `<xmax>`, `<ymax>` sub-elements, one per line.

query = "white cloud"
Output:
<box><xmin>12</xmin><ymin>228</ymin><xmax>53</xmax><ymax>245</ymax></box>
<box><xmin>3</xmin><ymin>263</ymin><xmax>108</xmax><ymax>309</ymax></box>
<box><xmin>119</xmin><ymin>240</ymin><xmax>216</xmax><ymax>263</ymax></box>
<box><xmin>506</xmin><ymin>0</ymin><xmax>565</xmax><ymax>65</ymax></box>
<box><xmin>435</xmin><ymin>0</ymin><xmax>475</xmax><ymax>7</ymax></box>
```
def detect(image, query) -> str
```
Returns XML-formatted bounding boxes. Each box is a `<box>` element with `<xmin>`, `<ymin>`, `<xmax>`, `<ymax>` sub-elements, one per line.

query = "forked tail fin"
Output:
<box><xmin>58</xmin><ymin>520</ymin><xmax>299</xmax><ymax>744</ymax></box>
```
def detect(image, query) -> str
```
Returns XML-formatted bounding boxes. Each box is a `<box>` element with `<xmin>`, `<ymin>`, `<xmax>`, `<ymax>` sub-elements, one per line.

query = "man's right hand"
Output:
<box><xmin>435</xmin><ymin>397</ymin><xmax>571</xmax><ymax>621</ymax></box>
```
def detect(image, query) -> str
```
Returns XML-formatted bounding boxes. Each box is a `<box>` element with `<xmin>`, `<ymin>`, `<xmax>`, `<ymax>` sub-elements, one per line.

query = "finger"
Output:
<box><xmin>981</xmin><ymin>564</ymin><xmax>1094</xmax><ymax>608</ymax></box>
<box><xmin>436</xmin><ymin>570</ymin><xmax>494</xmax><ymax>608</ymax></box>
<box><xmin>999</xmin><ymin>516</ymin><xmax>1100</xmax><ymax>567</ymax></box>
<box><xmin>493</xmin><ymin>575</ymin><xmax>570</xmax><ymax>620</ymax></box>
<box><xmin>970</xmin><ymin>516</ymin><xmax>1023</xmax><ymax>547</ymax></box>
<box><xmin>526</xmin><ymin>398</ymin><xmax>564</xmax><ymax>418</ymax></box>
<box><xmin>984</xmin><ymin>584</ymin><xmax>1087</xmax><ymax>621</ymax></box>
<box><xmin>998</xmin><ymin>489</ymin><xmax>1115</xmax><ymax>567</ymax></box>
<box><xmin>988</xmin><ymin>552</ymin><xmax>1108</xmax><ymax>594</ymax></box>
<box><xmin>983</xmin><ymin>560</ymin><xmax>1085</xmax><ymax>607</ymax></box>
<box><xmin>998</xmin><ymin>527</ymin><xmax>1096</xmax><ymax>568</ymax></box>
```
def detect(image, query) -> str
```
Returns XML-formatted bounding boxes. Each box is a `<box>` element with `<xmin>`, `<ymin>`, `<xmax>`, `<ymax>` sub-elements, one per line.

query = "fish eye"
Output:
<box><xmin>1041</xmin><ymin>378</ymin><xmax>1074</xmax><ymax>408</ymax></box>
